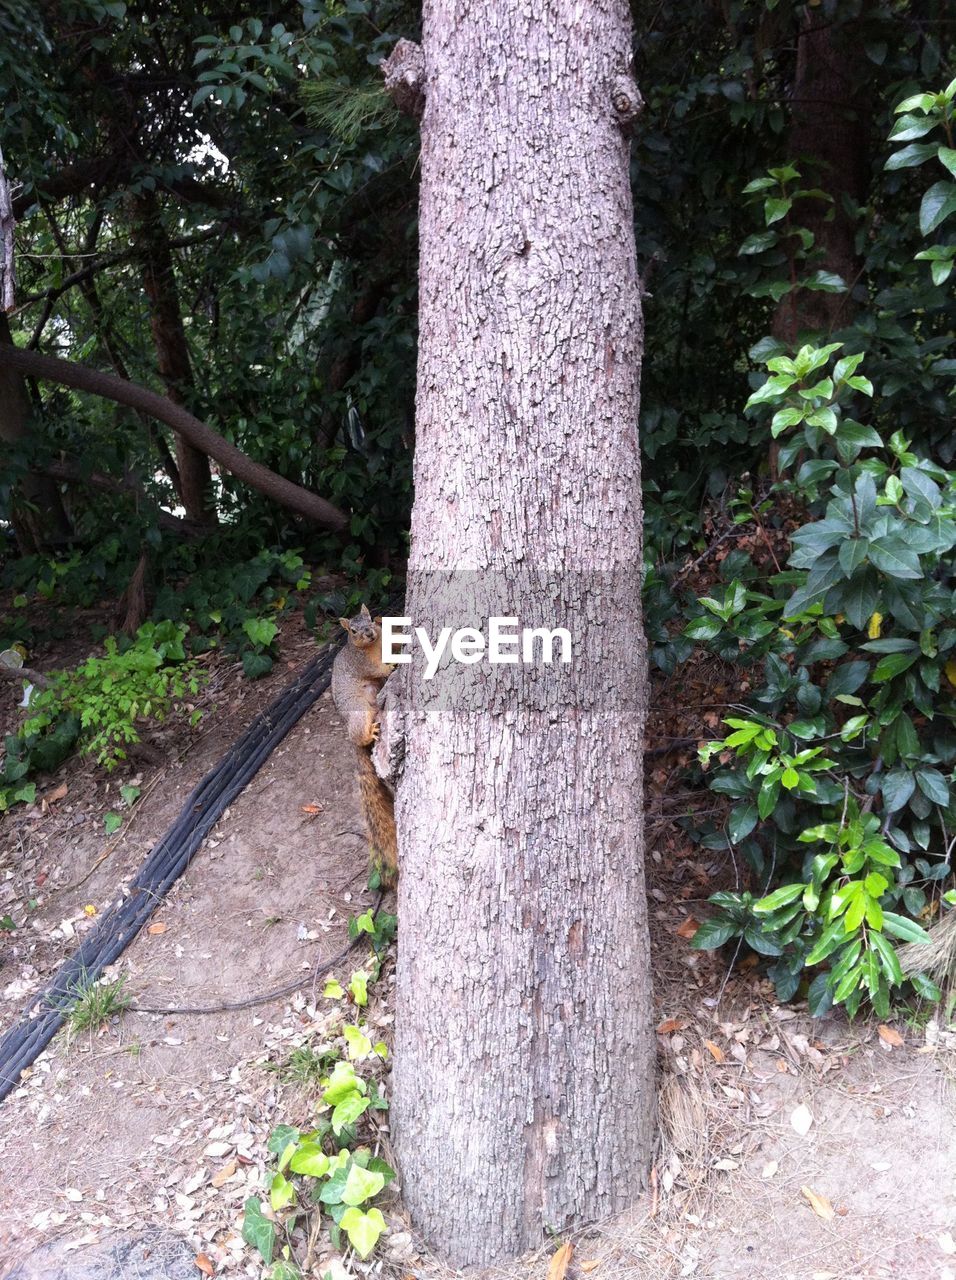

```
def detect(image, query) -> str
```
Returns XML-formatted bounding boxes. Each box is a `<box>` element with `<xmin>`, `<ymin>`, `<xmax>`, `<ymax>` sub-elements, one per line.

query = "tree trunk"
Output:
<box><xmin>130</xmin><ymin>190</ymin><xmax>215</xmax><ymax>522</ymax></box>
<box><xmin>387</xmin><ymin>3</ymin><xmax>655</xmax><ymax>1266</ymax></box>
<box><xmin>773</xmin><ymin>10</ymin><xmax>870</xmax><ymax>343</ymax></box>
<box><xmin>0</xmin><ymin>312</ymin><xmax>71</xmax><ymax>552</ymax></box>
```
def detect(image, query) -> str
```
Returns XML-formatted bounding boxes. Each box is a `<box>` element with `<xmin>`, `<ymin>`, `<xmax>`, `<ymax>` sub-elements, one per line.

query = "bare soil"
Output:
<box><xmin>0</xmin><ymin>634</ymin><xmax>953</xmax><ymax>1279</ymax></box>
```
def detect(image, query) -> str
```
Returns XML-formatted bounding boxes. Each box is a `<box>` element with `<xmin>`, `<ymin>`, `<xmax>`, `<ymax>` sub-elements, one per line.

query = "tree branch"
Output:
<box><xmin>0</xmin><ymin>347</ymin><xmax>349</xmax><ymax>532</ymax></box>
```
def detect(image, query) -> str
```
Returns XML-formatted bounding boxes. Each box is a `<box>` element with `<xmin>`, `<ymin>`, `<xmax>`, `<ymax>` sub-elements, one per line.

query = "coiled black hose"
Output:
<box><xmin>0</xmin><ymin>640</ymin><xmax>341</xmax><ymax>1102</ymax></box>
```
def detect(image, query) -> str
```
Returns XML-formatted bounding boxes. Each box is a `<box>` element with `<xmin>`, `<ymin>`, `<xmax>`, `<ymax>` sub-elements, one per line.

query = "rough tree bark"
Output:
<box><xmin>130</xmin><ymin>190</ymin><xmax>215</xmax><ymax>522</ymax></box>
<box><xmin>773</xmin><ymin>10</ymin><xmax>870</xmax><ymax>343</ymax></box>
<box><xmin>384</xmin><ymin>2</ymin><xmax>655</xmax><ymax>1266</ymax></box>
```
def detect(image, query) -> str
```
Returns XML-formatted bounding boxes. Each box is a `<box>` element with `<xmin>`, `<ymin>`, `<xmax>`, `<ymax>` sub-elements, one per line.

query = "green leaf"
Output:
<box><xmin>869</xmin><ymin>930</ymin><xmax>904</xmax><ymax>986</ymax></box>
<box><xmin>807</xmin><ymin>918</ymin><xmax>853</xmax><ymax>965</ymax></box>
<box><xmin>348</xmin><ymin>970</ymin><xmax>369</xmax><ymax>1005</ymax></box>
<box><xmin>727</xmin><ymin>802</ymin><xmax>758</xmax><ymax>843</ymax></box>
<box><xmin>243</xmin><ymin>616</ymin><xmax>279</xmax><ymax>648</ymax></box>
<box><xmin>242</xmin><ymin>650</ymin><xmax>274</xmax><ymax>679</ymax></box>
<box><xmin>910</xmin><ymin>972</ymin><xmax>943</xmax><ymax>1001</ymax></box>
<box><xmin>936</xmin><ymin>146</ymin><xmax>956</xmax><ymax>179</ymax></box>
<box><xmin>919</xmin><ymin>180</ymin><xmax>956</xmax><ymax>234</ymax></box>
<box><xmin>884</xmin><ymin>142</ymin><xmax>938</xmax><ymax>169</ymax></box>
<box><xmin>889</xmin><ymin>112</ymin><xmax>938</xmax><ymax>141</ymax></box>
<box><xmin>764</xmin><ymin>196</ymin><xmax>792</xmax><ymax>225</ymax></box>
<box><xmin>690</xmin><ymin>918</ymin><xmax>740</xmax><ymax>950</ymax></box>
<box><xmin>872</xmin><ymin>650</ymin><xmax>919</xmax><ymax>682</ymax></box>
<box><xmin>270</xmin><ymin>1172</ymin><xmax>296</xmax><ymax>1212</ymax></box>
<box><xmin>881</xmin><ymin>768</ymin><xmax>916</xmax><ymax>813</ymax></box>
<box><xmin>104</xmin><ymin>812</ymin><xmax>123</xmax><ymax>835</ymax></box>
<box><xmin>331</xmin><ymin>1093</ymin><xmax>371</xmax><ymax>1134</ymax></box>
<box><xmin>339</xmin><ymin>1206</ymin><xmax>387</xmax><ymax>1259</ymax></box>
<box><xmin>916</xmin><ymin>769</ymin><xmax>950</xmax><ymax>806</ymax></box>
<box><xmin>343</xmin><ymin>1023</ymin><xmax>372</xmax><ymax>1060</ymax></box>
<box><xmin>322</xmin><ymin>1061</ymin><xmax>365</xmax><ymax>1105</ymax></box>
<box><xmin>739</xmin><ymin>231</ymin><xmax>778</xmax><ymax>255</ymax></box>
<box><xmin>342</xmin><ymin>1162</ymin><xmax>386</xmax><ymax>1206</ymax></box>
<box><xmin>267</xmin><ymin>1125</ymin><xmax>300</xmax><ymax>1156</ymax></box>
<box><xmin>867</xmin><ymin>538</ymin><xmax>922</xmax><ymax>580</ymax></box>
<box><xmin>753</xmin><ymin>883</ymin><xmax>806</xmax><ymax>914</ymax></box>
<box><xmin>289</xmin><ymin>1142</ymin><xmax>331</xmax><ymax>1178</ymax></box>
<box><xmin>839</xmin><ymin>714</ymin><xmax>869</xmax><ymax>742</ymax></box>
<box><xmin>242</xmin><ymin>1198</ymin><xmax>276</xmax><ymax>1265</ymax></box>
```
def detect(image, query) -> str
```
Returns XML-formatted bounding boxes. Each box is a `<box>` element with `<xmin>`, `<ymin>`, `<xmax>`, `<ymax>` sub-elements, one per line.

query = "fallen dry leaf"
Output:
<box><xmin>676</xmin><ymin>916</ymin><xmax>700</xmax><ymax>940</ymax></box>
<box><xmin>761</xmin><ymin>1160</ymin><xmax>779</xmax><ymax>1180</ymax></box>
<box><xmin>790</xmin><ymin>1103</ymin><xmax>814</xmax><ymax>1136</ymax></box>
<box><xmin>83</xmin><ymin>904</ymin><xmax>97</xmax><ymax>917</ymax></box>
<box><xmin>195</xmin><ymin>1253</ymin><xmax>215</xmax><ymax>1277</ymax></box>
<box><xmin>800</xmin><ymin>1186</ymin><xmax>835</xmax><ymax>1221</ymax></box>
<box><xmin>703</xmin><ymin>1039</ymin><xmax>725</xmax><ymax>1063</ymax></box>
<box><xmin>547</xmin><ymin>1241</ymin><xmax>573</xmax><ymax>1280</ymax></box>
<box><xmin>212</xmin><ymin>1159</ymin><xmax>237</xmax><ymax>1188</ymax></box>
<box><xmin>43</xmin><ymin>783</ymin><xmax>68</xmax><ymax>803</ymax></box>
<box><xmin>147</xmin><ymin>922</ymin><xmax>168</xmax><ymax>935</ymax></box>
<box><xmin>580</xmin><ymin>1263</ymin><xmax>601</xmax><ymax>1274</ymax></box>
<box><xmin>301</xmin><ymin>803</ymin><xmax>323</xmax><ymax>815</ymax></box>
<box><xmin>878</xmin><ymin>1024</ymin><xmax>904</xmax><ymax>1048</ymax></box>
<box><xmin>657</xmin><ymin>1017</ymin><xmax>687</xmax><ymax>1035</ymax></box>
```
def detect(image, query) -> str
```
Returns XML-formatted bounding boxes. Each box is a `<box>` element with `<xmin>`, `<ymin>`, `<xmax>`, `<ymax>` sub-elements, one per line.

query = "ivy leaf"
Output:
<box><xmin>339</xmin><ymin>1206</ymin><xmax>387</xmax><ymax>1259</ymax></box>
<box><xmin>341</xmin><ymin>1163</ymin><xmax>386</xmax><ymax>1206</ymax></box>
<box><xmin>289</xmin><ymin>1142</ymin><xmax>331</xmax><ymax>1178</ymax></box>
<box><xmin>881</xmin><ymin>769</ymin><xmax>916</xmax><ymax>813</ymax></box>
<box><xmin>104</xmin><ymin>812</ymin><xmax>123</xmax><ymax>835</ymax></box>
<box><xmin>241</xmin><ymin>1198</ymin><xmax>276</xmax><ymax>1265</ymax></box>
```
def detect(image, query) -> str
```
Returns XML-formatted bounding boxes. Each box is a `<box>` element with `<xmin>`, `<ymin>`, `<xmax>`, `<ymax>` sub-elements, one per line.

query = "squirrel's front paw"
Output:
<box><xmin>368</xmin><ymin>720</ymin><xmax>381</xmax><ymax>742</ymax></box>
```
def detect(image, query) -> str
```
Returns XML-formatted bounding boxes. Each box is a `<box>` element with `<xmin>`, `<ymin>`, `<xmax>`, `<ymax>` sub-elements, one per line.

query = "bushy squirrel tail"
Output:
<box><xmin>354</xmin><ymin>746</ymin><xmax>398</xmax><ymax>883</ymax></box>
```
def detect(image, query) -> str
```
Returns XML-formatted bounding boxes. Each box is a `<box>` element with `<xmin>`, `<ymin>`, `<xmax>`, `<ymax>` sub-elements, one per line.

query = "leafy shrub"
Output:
<box><xmin>16</xmin><ymin>621</ymin><xmax>203</xmax><ymax>775</ymax></box>
<box><xmin>688</xmin><ymin>336</ymin><xmax>954</xmax><ymax>1016</ymax></box>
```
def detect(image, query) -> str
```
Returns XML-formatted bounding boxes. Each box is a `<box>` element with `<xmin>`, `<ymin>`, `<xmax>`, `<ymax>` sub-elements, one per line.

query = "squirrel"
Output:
<box><xmin>331</xmin><ymin>604</ymin><xmax>398</xmax><ymax>883</ymax></box>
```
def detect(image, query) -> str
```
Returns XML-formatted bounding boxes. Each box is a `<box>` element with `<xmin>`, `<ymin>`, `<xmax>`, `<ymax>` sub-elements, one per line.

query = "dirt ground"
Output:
<box><xmin>0</xmin><ymin>636</ymin><xmax>954</xmax><ymax>1279</ymax></box>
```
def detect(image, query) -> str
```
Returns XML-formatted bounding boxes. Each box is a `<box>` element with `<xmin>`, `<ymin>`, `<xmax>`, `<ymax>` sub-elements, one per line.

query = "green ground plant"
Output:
<box><xmin>243</xmin><ymin>921</ymin><xmax>395</xmax><ymax>1275</ymax></box>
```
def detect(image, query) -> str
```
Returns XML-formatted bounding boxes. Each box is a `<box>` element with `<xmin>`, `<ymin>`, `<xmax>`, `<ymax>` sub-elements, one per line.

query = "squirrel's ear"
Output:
<box><xmin>359</xmin><ymin>602</ymin><xmax>372</xmax><ymax>620</ymax></box>
<box><xmin>374</xmin><ymin>616</ymin><xmax>382</xmax><ymax>627</ymax></box>
<box><xmin>339</xmin><ymin>617</ymin><xmax>351</xmax><ymax>632</ymax></box>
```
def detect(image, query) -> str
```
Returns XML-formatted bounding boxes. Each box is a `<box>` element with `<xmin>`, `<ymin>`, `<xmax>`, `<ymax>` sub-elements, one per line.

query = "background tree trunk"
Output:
<box><xmin>0</xmin><ymin>312</ymin><xmax>71</xmax><ymax>552</ymax></box>
<box><xmin>390</xmin><ymin>2</ymin><xmax>655</xmax><ymax>1266</ymax></box>
<box><xmin>130</xmin><ymin>190</ymin><xmax>215</xmax><ymax>522</ymax></box>
<box><xmin>773</xmin><ymin>9</ymin><xmax>870</xmax><ymax>343</ymax></box>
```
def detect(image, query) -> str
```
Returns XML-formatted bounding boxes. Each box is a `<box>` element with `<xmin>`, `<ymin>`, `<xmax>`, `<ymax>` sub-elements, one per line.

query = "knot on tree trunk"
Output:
<box><xmin>371</xmin><ymin>672</ymin><xmax>405</xmax><ymax>786</ymax></box>
<box><xmin>611</xmin><ymin>73</ymin><xmax>643</xmax><ymax>127</ymax></box>
<box><xmin>382</xmin><ymin>39</ymin><xmax>426</xmax><ymax>118</ymax></box>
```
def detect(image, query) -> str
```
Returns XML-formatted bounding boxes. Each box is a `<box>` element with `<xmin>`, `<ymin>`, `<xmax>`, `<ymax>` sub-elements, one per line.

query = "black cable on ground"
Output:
<box><xmin>0</xmin><ymin>640</ymin><xmax>344</xmax><ymax>1103</ymax></box>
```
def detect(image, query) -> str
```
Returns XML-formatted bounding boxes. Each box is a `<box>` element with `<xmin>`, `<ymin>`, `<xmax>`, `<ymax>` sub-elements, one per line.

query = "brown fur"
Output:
<box><xmin>331</xmin><ymin>604</ymin><xmax>397</xmax><ymax>882</ymax></box>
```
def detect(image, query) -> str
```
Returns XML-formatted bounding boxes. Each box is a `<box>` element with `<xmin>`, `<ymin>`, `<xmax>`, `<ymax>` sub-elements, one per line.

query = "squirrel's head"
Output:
<box><xmin>339</xmin><ymin>602</ymin><xmax>381</xmax><ymax>649</ymax></box>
